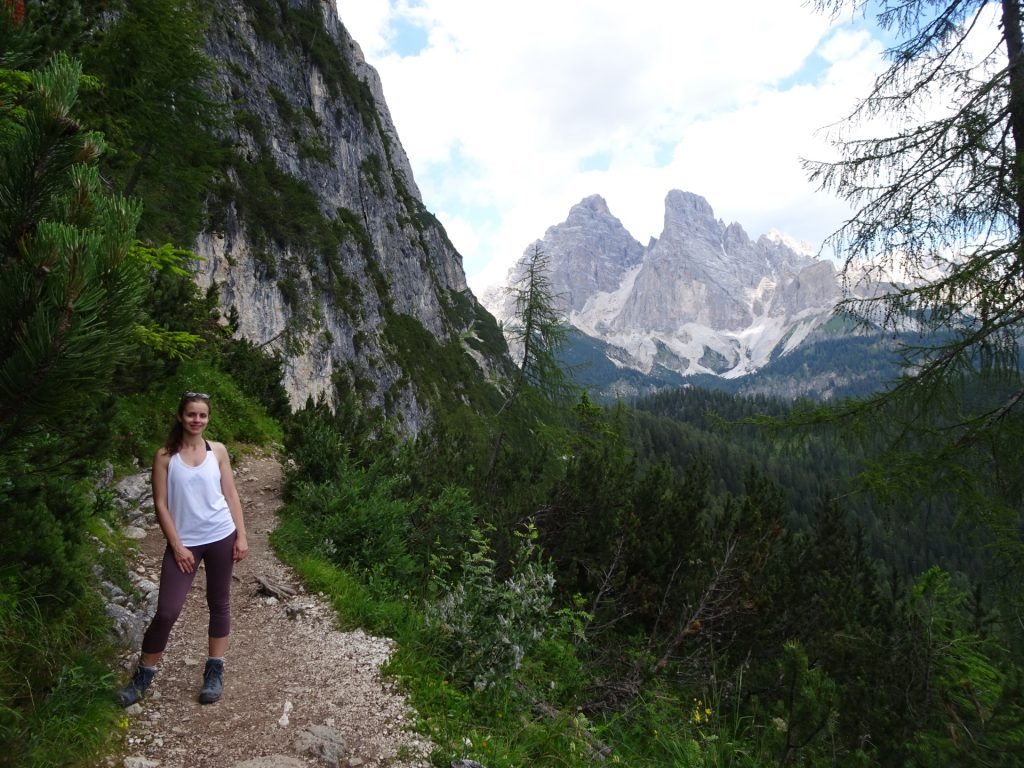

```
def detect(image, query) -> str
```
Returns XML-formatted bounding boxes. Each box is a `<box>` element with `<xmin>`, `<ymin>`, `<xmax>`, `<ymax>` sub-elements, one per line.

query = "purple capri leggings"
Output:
<box><xmin>141</xmin><ymin>531</ymin><xmax>237</xmax><ymax>654</ymax></box>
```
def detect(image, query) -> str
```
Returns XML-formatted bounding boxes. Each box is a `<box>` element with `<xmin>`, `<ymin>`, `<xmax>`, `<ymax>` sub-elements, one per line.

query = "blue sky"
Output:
<box><xmin>337</xmin><ymin>1</ymin><xmax>893</xmax><ymax>293</ymax></box>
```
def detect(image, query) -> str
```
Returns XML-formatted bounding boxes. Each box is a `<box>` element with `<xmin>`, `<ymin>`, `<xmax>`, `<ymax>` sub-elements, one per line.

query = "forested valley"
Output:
<box><xmin>3</xmin><ymin>1</ymin><xmax>1024</xmax><ymax>766</ymax></box>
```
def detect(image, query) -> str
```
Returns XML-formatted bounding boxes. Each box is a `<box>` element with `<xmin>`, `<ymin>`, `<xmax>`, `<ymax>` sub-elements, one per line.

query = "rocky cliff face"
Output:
<box><xmin>485</xmin><ymin>190</ymin><xmax>845</xmax><ymax>380</ymax></box>
<box><xmin>192</xmin><ymin>0</ymin><xmax>509</xmax><ymax>432</ymax></box>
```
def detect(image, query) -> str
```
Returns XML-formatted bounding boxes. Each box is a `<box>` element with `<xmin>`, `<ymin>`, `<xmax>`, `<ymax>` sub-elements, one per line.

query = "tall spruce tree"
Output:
<box><xmin>486</xmin><ymin>245</ymin><xmax>573</xmax><ymax>481</ymax></box>
<box><xmin>502</xmin><ymin>244</ymin><xmax>572</xmax><ymax>408</ymax></box>
<box><xmin>807</xmin><ymin>1</ymin><xmax>1024</xmax><ymax>578</ymax></box>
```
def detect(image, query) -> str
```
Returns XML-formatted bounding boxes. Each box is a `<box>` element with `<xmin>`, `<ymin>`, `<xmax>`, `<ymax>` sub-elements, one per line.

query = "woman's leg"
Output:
<box><xmin>197</xmin><ymin>531</ymin><xmax>236</xmax><ymax>703</ymax></box>
<box><xmin>140</xmin><ymin>544</ymin><xmax>200</xmax><ymax>663</ymax></box>
<box><xmin>202</xmin><ymin>530</ymin><xmax>237</xmax><ymax>653</ymax></box>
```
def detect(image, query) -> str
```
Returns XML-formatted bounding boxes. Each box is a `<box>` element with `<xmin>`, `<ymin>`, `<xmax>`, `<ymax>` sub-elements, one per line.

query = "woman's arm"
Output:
<box><xmin>214</xmin><ymin>443</ymin><xmax>248</xmax><ymax>562</ymax></box>
<box><xmin>152</xmin><ymin>449</ymin><xmax>195</xmax><ymax>573</ymax></box>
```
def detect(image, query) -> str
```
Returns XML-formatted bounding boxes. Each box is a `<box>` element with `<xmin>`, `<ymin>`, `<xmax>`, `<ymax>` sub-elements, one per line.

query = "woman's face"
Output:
<box><xmin>178</xmin><ymin>400</ymin><xmax>210</xmax><ymax>435</ymax></box>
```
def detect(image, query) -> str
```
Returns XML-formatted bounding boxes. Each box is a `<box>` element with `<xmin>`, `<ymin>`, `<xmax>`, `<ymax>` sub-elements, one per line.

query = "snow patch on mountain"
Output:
<box><xmin>764</xmin><ymin>229</ymin><xmax>816</xmax><ymax>259</ymax></box>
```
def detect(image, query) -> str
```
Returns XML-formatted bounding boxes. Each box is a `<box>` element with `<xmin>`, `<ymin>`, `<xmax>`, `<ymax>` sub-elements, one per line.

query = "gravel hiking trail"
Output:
<box><xmin>118</xmin><ymin>451</ymin><xmax>431</xmax><ymax>768</ymax></box>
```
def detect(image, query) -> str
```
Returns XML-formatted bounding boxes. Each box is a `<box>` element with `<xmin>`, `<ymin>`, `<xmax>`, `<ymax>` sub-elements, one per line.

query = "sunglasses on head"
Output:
<box><xmin>182</xmin><ymin>391</ymin><xmax>210</xmax><ymax>400</ymax></box>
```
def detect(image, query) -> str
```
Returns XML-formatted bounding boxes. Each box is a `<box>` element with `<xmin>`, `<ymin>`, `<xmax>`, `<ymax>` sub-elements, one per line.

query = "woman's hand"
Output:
<box><xmin>172</xmin><ymin>543</ymin><xmax>195</xmax><ymax>573</ymax></box>
<box><xmin>233</xmin><ymin>532</ymin><xmax>249</xmax><ymax>562</ymax></box>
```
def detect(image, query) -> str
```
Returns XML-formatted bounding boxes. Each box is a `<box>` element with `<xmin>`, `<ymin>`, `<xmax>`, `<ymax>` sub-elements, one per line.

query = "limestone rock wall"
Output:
<box><xmin>193</xmin><ymin>0</ymin><xmax>508</xmax><ymax>431</ymax></box>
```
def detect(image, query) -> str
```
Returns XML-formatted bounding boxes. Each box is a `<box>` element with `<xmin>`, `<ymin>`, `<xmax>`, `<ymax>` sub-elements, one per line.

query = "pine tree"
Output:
<box><xmin>501</xmin><ymin>244</ymin><xmax>572</xmax><ymax>408</ymax></box>
<box><xmin>808</xmin><ymin>1</ymin><xmax>1024</xmax><ymax>384</ymax></box>
<box><xmin>486</xmin><ymin>245</ymin><xmax>574</xmax><ymax>481</ymax></box>
<box><xmin>0</xmin><ymin>49</ymin><xmax>146</xmax><ymax>448</ymax></box>
<box><xmin>806</xmin><ymin>0</ymin><xmax>1024</xmax><ymax>606</ymax></box>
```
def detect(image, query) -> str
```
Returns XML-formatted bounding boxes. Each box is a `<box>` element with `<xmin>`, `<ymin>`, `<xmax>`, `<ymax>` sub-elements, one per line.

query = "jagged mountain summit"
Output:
<box><xmin>485</xmin><ymin>190</ymin><xmax>847</xmax><ymax>384</ymax></box>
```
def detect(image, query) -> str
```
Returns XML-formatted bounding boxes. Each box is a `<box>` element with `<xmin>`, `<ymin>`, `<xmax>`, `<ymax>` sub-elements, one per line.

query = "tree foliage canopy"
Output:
<box><xmin>502</xmin><ymin>244</ymin><xmax>572</xmax><ymax>405</ymax></box>
<box><xmin>811</xmin><ymin>0</ymin><xmax>1024</xmax><ymax>389</ymax></box>
<box><xmin>0</xmin><ymin>50</ymin><xmax>146</xmax><ymax>447</ymax></box>
<box><xmin>806</xmin><ymin>1</ymin><xmax>1024</xmax><ymax>571</ymax></box>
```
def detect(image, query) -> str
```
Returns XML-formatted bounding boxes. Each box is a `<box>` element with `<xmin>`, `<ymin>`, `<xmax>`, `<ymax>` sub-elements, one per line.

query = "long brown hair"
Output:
<box><xmin>164</xmin><ymin>393</ymin><xmax>211</xmax><ymax>455</ymax></box>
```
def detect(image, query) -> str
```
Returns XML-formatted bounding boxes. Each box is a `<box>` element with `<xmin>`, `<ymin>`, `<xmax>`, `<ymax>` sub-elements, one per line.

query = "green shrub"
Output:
<box><xmin>217</xmin><ymin>337</ymin><xmax>291</xmax><ymax>421</ymax></box>
<box><xmin>234</xmin><ymin>108</ymin><xmax>267</xmax><ymax>146</ymax></box>
<box><xmin>426</xmin><ymin>524</ymin><xmax>556</xmax><ymax>692</ymax></box>
<box><xmin>108</xmin><ymin>359</ymin><xmax>282</xmax><ymax>467</ymax></box>
<box><xmin>408</xmin><ymin>486</ymin><xmax>477</xmax><ymax>583</ymax></box>
<box><xmin>232</xmin><ymin>153</ymin><xmax>340</xmax><ymax>257</ymax></box>
<box><xmin>0</xmin><ymin>443</ymin><xmax>96</xmax><ymax>607</ymax></box>
<box><xmin>267</xmin><ymin>85</ymin><xmax>296</xmax><ymax>123</ymax></box>
<box><xmin>291</xmin><ymin>471</ymin><xmax>416</xmax><ymax>584</ymax></box>
<box><xmin>284</xmin><ymin>398</ymin><xmax>351</xmax><ymax>485</ymax></box>
<box><xmin>0</xmin><ymin>477</ymin><xmax>124</xmax><ymax>768</ymax></box>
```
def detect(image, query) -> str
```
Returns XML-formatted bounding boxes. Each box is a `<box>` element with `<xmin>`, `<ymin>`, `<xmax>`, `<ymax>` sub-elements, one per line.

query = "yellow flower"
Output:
<box><xmin>690</xmin><ymin>698</ymin><xmax>710</xmax><ymax>725</ymax></box>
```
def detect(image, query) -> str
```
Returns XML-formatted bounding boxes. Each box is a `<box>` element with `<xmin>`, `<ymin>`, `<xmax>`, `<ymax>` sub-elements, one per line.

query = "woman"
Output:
<box><xmin>118</xmin><ymin>392</ymin><xmax>249</xmax><ymax>706</ymax></box>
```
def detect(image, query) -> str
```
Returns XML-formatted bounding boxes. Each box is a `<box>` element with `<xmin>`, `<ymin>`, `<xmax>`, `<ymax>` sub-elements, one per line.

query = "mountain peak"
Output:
<box><xmin>487</xmin><ymin>189</ymin><xmax>843</xmax><ymax>384</ymax></box>
<box><xmin>485</xmin><ymin>194</ymin><xmax>645</xmax><ymax>318</ymax></box>
<box><xmin>660</xmin><ymin>190</ymin><xmax>721</xmax><ymax>243</ymax></box>
<box><xmin>571</xmin><ymin>194</ymin><xmax>612</xmax><ymax>218</ymax></box>
<box><xmin>665</xmin><ymin>189</ymin><xmax>714</xmax><ymax>217</ymax></box>
<box><xmin>763</xmin><ymin>229</ymin><xmax>816</xmax><ymax>259</ymax></box>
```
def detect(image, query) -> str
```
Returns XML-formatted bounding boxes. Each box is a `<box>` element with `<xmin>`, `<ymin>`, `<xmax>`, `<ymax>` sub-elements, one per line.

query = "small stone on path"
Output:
<box><xmin>294</xmin><ymin>724</ymin><xmax>348</xmax><ymax>766</ymax></box>
<box><xmin>231</xmin><ymin>758</ymin><xmax>305</xmax><ymax>768</ymax></box>
<box><xmin>278</xmin><ymin>699</ymin><xmax>293</xmax><ymax>727</ymax></box>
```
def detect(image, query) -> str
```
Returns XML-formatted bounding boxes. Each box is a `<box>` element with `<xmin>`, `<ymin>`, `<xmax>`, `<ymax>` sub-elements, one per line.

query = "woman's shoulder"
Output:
<box><xmin>152</xmin><ymin>447</ymin><xmax>173</xmax><ymax>475</ymax></box>
<box><xmin>209</xmin><ymin>440</ymin><xmax>229</xmax><ymax>459</ymax></box>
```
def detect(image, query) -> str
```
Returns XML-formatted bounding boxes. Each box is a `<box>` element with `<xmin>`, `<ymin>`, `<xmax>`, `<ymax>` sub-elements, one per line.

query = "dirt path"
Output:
<box><xmin>119</xmin><ymin>452</ymin><xmax>431</xmax><ymax>768</ymax></box>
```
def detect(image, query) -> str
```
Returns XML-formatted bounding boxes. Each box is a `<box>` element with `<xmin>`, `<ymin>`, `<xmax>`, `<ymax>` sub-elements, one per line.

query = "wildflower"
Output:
<box><xmin>690</xmin><ymin>698</ymin><xmax>712</xmax><ymax>725</ymax></box>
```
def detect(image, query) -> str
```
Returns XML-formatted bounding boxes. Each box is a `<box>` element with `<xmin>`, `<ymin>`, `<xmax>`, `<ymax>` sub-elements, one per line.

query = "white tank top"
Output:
<box><xmin>166</xmin><ymin>447</ymin><xmax>236</xmax><ymax>547</ymax></box>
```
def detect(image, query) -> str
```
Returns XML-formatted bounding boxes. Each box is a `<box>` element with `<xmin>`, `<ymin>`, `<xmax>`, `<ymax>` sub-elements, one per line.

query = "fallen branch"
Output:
<box><xmin>254</xmin><ymin>574</ymin><xmax>296</xmax><ymax>600</ymax></box>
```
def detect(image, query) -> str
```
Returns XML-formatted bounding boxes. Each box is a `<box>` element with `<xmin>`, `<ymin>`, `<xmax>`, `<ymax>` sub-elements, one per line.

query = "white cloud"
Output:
<box><xmin>337</xmin><ymin>1</ymin><xmax>889</xmax><ymax>293</ymax></box>
<box><xmin>335</xmin><ymin>0</ymin><xmax>392</xmax><ymax>56</ymax></box>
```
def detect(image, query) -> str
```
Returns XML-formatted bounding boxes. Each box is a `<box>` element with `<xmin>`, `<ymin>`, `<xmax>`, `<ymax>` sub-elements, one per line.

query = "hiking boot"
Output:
<box><xmin>116</xmin><ymin>665</ymin><xmax>155</xmax><ymax>707</ymax></box>
<box><xmin>198</xmin><ymin>658</ymin><xmax>224</xmax><ymax>704</ymax></box>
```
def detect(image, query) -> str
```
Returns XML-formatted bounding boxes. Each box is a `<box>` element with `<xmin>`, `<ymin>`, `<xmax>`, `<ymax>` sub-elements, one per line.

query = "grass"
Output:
<box><xmin>0</xmin><ymin>575</ymin><xmax>123</xmax><ymax>767</ymax></box>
